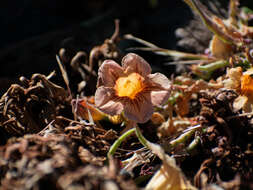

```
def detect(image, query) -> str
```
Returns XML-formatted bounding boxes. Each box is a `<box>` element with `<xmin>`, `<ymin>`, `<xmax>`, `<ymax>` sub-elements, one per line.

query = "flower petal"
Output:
<box><xmin>95</xmin><ymin>86</ymin><xmax>123</xmax><ymax>115</ymax></box>
<box><xmin>146</xmin><ymin>73</ymin><xmax>171</xmax><ymax>106</ymax></box>
<box><xmin>123</xmin><ymin>94</ymin><xmax>154</xmax><ymax>123</ymax></box>
<box><xmin>98</xmin><ymin>60</ymin><xmax>124</xmax><ymax>87</ymax></box>
<box><xmin>72</xmin><ymin>98</ymin><xmax>105</xmax><ymax>121</ymax></box>
<box><xmin>99</xmin><ymin>100</ymin><xmax>124</xmax><ymax>116</ymax></box>
<box><xmin>148</xmin><ymin>73</ymin><xmax>171</xmax><ymax>90</ymax></box>
<box><xmin>122</xmin><ymin>53</ymin><xmax>151</xmax><ymax>76</ymax></box>
<box><xmin>150</xmin><ymin>90</ymin><xmax>170</xmax><ymax>106</ymax></box>
<box><xmin>95</xmin><ymin>86</ymin><xmax>115</xmax><ymax>107</ymax></box>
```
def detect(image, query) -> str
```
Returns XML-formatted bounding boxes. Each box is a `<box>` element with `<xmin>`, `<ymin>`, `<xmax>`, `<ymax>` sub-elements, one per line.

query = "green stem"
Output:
<box><xmin>169</xmin><ymin>130</ymin><xmax>195</xmax><ymax>148</ymax></box>
<box><xmin>107</xmin><ymin>123</ymin><xmax>150</xmax><ymax>159</ymax></box>
<box><xmin>135</xmin><ymin>125</ymin><xmax>149</xmax><ymax>148</ymax></box>
<box><xmin>198</xmin><ymin>60</ymin><xmax>229</xmax><ymax>72</ymax></box>
<box><xmin>196</xmin><ymin>60</ymin><xmax>229</xmax><ymax>79</ymax></box>
<box><xmin>186</xmin><ymin>136</ymin><xmax>200</xmax><ymax>153</ymax></box>
<box><xmin>107</xmin><ymin>128</ymin><xmax>135</xmax><ymax>158</ymax></box>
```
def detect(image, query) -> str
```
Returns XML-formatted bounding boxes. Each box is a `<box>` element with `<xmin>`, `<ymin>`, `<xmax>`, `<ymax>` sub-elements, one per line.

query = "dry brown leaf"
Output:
<box><xmin>145</xmin><ymin>142</ymin><xmax>196</xmax><ymax>190</ymax></box>
<box><xmin>209</xmin><ymin>35</ymin><xmax>233</xmax><ymax>59</ymax></box>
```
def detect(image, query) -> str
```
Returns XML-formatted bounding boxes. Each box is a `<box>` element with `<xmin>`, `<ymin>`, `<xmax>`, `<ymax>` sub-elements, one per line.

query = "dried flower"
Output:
<box><xmin>224</xmin><ymin>67</ymin><xmax>253</xmax><ymax>112</ymax></box>
<box><xmin>223</xmin><ymin>66</ymin><xmax>242</xmax><ymax>90</ymax></box>
<box><xmin>151</xmin><ymin>112</ymin><xmax>165</xmax><ymax>125</ymax></box>
<box><xmin>95</xmin><ymin>53</ymin><xmax>171</xmax><ymax>123</ymax></box>
<box><xmin>73</xmin><ymin>97</ymin><xmax>106</xmax><ymax>121</ymax></box>
<box><xmin>209</xmin><ymin>35</ymin><xmax>233</xmax><ymax>59</ymax></box>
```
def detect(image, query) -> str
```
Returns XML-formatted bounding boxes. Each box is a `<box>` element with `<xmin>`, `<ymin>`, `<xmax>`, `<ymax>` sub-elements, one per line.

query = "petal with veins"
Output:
<box><xmin>122</xmin><ymin>53</ymin><xmax>151</xmax><ymax>76</ymax></box>
<box><xmin>150</xmin><ymin>90</ymin><xmax>170</xmax><ymax>106</ymax></box>
<box><xmin>95</xmin><ymin>86</ymin><xmax>115</xmax><ymax>107</ymax></box>
<box><xmin>98</xmin><ymin>60</ymin><xmax>124</xmax><ymax>87</ymax></box>
<box><xmin>99</xmin><ymin>100</ymin><xmax>124</xmax><ymax>116</ymax></box>
<box><xmin>148</xmin><ymin>73</ymin><xmax>171</xmax><ymax>90</ymax></box>
<box><xmin>123</xmin><ymin>95</ymin><xmax>154</xmax><ymax>123</ymax></box>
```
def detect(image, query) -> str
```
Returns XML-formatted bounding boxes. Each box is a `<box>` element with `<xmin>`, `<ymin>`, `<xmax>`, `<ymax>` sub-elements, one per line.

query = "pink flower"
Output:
<box><xmin>95</xmin><ymin>53</ymin><xmax>171</xmax><ymax>123</ymax></box>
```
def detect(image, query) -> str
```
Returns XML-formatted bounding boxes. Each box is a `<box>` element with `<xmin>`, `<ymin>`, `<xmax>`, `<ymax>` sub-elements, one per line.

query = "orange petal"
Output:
<box><xmin>87</xmin><ymin>96</ymin><xmax>95</xmax><ymax>104</ymax></box>
<box><xmin>73</xmin><ymin>99</ymin><xmax>105</xmax><ymax>121</ymax></box>
<box><xmin>122</xmin><ymin>53</ymin><xmax>151</xmax><ymax>76</ymax></box>
<box><xmin>241</xmin><ymin>74</ymin><xmax>253</xmax><ymax>97</ymax></box>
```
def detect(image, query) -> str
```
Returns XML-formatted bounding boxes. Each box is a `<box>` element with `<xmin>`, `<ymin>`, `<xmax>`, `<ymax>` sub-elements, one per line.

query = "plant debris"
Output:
<box><xmin>1</xmin><ymin>0</ymin><xmax>253</xmax><ymax>189</ymax></box>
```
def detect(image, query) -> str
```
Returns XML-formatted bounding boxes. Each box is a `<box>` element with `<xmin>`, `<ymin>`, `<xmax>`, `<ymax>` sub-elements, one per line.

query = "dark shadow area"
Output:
<box><xmin>0</xmin><ymin>1</ymin><xmax>190</xmax><ymax>79</ymax></box>
<box><xmin>0</xmin><ymin>0</ymin><xmax>252</xmax><ymax>95</ymax></box>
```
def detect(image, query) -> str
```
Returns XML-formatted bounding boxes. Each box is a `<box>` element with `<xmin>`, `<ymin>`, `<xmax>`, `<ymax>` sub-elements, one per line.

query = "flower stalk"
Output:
<box><xmin>107</xmin><ymin>127</ymin><xmax>136</xmax><ymax>158</ymax></box>
<box><xmin>107</xmin><ymin>125</ymin><xmax>150</xmax><ymax>159</ymax></box>
<box><xmin>169</xmin><ymin>125</ymin><xmax>201</xmax><ymax>150</ymax></box>
<box><xmin>186</xmin><ymin>136</ymin><xmax>201</xmax><ymax>153</ymax></box>
<box><xmin>194</xmin><ymin>60</ymin><xmax>229</xmax><ymax>79</ymax></box>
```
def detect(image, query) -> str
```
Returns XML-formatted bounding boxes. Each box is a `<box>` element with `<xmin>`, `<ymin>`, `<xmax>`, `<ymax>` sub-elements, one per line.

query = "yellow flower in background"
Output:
<box><xmin>95</xmin><ymin>53</ymin><xmax>171</xmax><ymax>123</ymax></box>
<box><xmin>241</xmin><ymin>72</ymin><xmax>253</xmax><ymax>98</ymax></box>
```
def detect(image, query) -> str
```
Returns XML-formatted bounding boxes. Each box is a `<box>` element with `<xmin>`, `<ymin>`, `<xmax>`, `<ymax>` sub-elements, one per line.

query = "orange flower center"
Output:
<box><xmin>115</xmin><ymin>72</ymin><xmax>144</xmax><ymax>99</ymax></box>
<box><xmin>241</xmin><ymin>74</ymin><xmax>253</xmax><ymax>97</ymax></box>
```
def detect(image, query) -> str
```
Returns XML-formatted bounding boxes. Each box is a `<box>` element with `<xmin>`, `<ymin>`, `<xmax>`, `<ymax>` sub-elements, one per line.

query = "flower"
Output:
<box><xmin>223</xmin><ymin>67</ymin><xmax>253</xmax><ymax>112</ymax></box>
<box><xmin>72</xmin><ymin>97</ymin><xmax>106</xmax><ymax>121</ymax></box>
<box><xmin>95</xmin><ymin>53</ymin><xmax>171</xmax><ymax>123</ymax></box>
<box><xmin>72</xmin><ymin>97</ymin><xmax>123</xmax><ymax>124</ymax></box>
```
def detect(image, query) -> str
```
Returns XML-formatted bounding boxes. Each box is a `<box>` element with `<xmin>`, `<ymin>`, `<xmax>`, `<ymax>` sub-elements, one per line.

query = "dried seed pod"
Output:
<box><xmin>0</xmin><ymin>74</ymin><xmax>68</xmax><ymax>141</ymax></box>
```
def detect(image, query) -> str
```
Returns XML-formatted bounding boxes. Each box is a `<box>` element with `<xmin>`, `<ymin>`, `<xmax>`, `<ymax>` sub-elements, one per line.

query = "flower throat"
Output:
<box><xmin>115</xmin><ymin>72</ymin><xmax>144</xmax><ymax>99</ymax></box>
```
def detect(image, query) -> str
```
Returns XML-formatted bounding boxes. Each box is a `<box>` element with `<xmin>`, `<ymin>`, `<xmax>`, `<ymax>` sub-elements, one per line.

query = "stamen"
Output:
<box><xmin>115</xmin><ymin>72</ymin><xmax>144</xmax><ymax>99</ymax></box>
